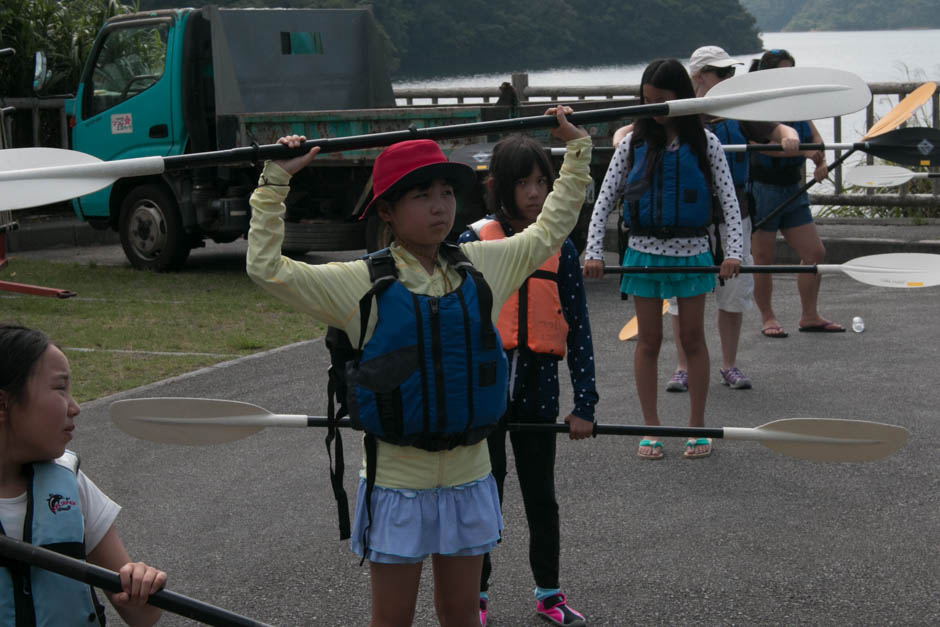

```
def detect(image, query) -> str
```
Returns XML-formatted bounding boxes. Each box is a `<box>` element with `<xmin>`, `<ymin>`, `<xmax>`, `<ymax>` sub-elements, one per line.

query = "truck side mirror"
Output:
<box><xmin>33</xmin><ymin>51</ymin><xmax>49</xmax><ymax>92</ymax></box>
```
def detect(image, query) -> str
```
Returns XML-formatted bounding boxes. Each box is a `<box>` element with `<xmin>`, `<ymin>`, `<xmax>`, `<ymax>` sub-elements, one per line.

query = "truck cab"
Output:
<box><xmin>67</xmin><ymin>6</ymin><xmax>408</xmax><ymax>270</ymax></box>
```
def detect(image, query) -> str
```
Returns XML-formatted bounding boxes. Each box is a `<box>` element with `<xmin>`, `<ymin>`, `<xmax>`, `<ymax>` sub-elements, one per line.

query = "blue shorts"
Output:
<box><xmin>350</xmin><ymin>474</ymin><xmax>502</xmax><ymax>564</ymax></box>
<box><xmin>619</xmin><ymin>248</ymin><xmax>715</xmax><ymax>299</ymax></box>
<box><xmin>752</xmin><ymin>180</ymin><xmax>814</xmax><ymax>232</ymax></box>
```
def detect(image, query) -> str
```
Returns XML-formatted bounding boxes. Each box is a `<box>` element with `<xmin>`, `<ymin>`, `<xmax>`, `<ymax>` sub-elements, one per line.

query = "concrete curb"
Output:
<box><xmin>6</xmin><ymin>217</ymin><xmax>119</xmax><ymax>252</ymax></box>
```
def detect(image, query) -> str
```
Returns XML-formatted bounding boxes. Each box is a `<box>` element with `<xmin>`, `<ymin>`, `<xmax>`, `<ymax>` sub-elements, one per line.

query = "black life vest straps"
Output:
<box><xmin>326</xmin><ymin>249</ymin><xmax>397</xmax><ymax>543</ymax></box>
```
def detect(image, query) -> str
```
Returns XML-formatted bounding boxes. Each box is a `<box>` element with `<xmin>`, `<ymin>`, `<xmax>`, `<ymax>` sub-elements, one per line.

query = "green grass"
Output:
<box><xmin>0</xmin><ymin>259</ymin><xmax>324</xmax><ymax>402</ymax></box>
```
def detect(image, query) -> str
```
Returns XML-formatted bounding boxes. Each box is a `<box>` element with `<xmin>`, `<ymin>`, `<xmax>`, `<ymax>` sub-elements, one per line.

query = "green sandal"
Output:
<box><xmin>638</xmin><ymin>439</ymin><xmax>664</xmax><ymax>460</ymax></box>
<box><xmin>683</xmin><ymin>437</ymin><xmax>713</xmax><ymax>459</ymax></box>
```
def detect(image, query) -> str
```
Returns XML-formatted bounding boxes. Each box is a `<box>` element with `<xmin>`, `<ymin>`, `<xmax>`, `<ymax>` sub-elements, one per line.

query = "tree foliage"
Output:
<box><xmin>741</xmin><ymin>0</ymin><xmax>940</xmax><ymax>32</ymax></box>
<box><xmin>0</xmin><ymin>0</ymin><xmax>138</xmax><ymax>97</ymax></box>
<box><xmin>137</xmin><ymin>0</ymin><xmax>762</xmax><ymax>78</ymax></box>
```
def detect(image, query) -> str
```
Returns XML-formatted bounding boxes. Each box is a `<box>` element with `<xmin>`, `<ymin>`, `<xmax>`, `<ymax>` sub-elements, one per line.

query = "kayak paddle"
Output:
<box><xmin>618</xmin><ymin>299</ymin><xmax>668</xmax><ymax>341</ymax></box>
<box><xmin>844</xmin><ymin>164</ymin><xmax>940</xmax><ymax>188</ymax></box>
<box><xmin>0</xmin><ymin>535</ymin><xmax>270</xmax><ymax>627</ymax></box>
<box><xmin>721</xmin><ymin>126</ymin><xmax>940</xmax><ymax>166</ymax></box>
<box><xmin>602</xmin><ymin>252</ymin><xmax>940</xmax><ymax>289</ymax></box>
<box><xmin>752</xmin><ymin>81</ymin><xmax>936</xmax><ymax>231</ymax></box>
<box><xmin>109</xmin><ymin>397</ymin><xmax>908</xmax><ymax>463</ymax></box>
<box><xmin>0</xmin><ymin>67</ymin><xmax>871</xmax><ymax>212</ymax></box>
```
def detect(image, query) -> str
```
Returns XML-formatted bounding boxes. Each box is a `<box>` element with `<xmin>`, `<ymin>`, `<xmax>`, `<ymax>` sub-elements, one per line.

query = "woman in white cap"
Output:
<box><xmin>658</xmin><ymin>46</ymin><xmax>802</xmax><ymax>391</ymax></box>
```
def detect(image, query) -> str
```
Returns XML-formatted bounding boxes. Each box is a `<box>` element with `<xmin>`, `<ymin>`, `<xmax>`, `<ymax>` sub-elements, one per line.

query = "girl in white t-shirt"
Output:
<box><xmin>0</xmin><ymin>323</ymin><xmax>167</xmax><ymax>626</ymax></box>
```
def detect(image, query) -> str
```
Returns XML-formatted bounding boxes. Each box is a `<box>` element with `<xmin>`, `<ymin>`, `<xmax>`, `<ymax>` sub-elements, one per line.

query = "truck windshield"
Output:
<box><xmin>88</xmin><ymin>23</ymin><xmax>169</xmax><ymax>117</ymax></box>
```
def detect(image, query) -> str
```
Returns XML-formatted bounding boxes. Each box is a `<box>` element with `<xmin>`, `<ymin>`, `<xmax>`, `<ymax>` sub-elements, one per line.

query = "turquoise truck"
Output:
<box><xmin>59</xmin><ymin>5</ymin><xmax>617</xmax><ymax>270</ymax></box>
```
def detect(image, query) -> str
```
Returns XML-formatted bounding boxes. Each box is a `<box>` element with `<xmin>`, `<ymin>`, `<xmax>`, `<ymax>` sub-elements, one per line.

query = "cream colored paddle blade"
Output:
<box><xmin>844</xmin><ymin>165</ymin><xmax>916</xmax><ymax>188</ymax></box>
<box><xmin>864</xmin><ymin>82</ymin><xmax>936</xmax><ymax>139</ymax></box>
<box><xmin>110</xmin><ymin>397</ymin><xmax>270</xmax><ymax>445</ymax></box>
<box><xmin>837</xmin><ymin>253</ymin><xmax>940</xmax><ymax>288</ymax></box>
<box><xmin>724</xmin><ymin>418</ymin><xmax>908</xmax><ymax>462</ymax></box>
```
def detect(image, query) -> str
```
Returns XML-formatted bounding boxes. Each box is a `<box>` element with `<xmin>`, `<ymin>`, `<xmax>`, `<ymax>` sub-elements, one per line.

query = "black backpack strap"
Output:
<box><xmin>355</xmin><ymin>248</ymin><xmax>398</xmax><ymax>354</ymax></box>
<box><xmin>323</xmin><ymin>249</ymin><xmax>398</xmax><ymax>543</ymax></box>
<box><xmin>359</xmin><ymin>433</ymin><xmax>379</xmax><ymax>566</ymax></box>
<box><xmin>325</xmin><ymin>342</ymin><xmax>351</xmax><ymax>540</ymax></box>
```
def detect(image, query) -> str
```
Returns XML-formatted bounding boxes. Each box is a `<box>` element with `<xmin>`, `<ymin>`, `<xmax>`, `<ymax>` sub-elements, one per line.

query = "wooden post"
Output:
<box><xmin>511</xmin><ymin>72</ymin><xmax>528</xmax><ymax>102</ymax></box>
<box><xmin>59</xmin><ymin>106</ymin><xmax>68</xmax><ymax>148</ymax></box>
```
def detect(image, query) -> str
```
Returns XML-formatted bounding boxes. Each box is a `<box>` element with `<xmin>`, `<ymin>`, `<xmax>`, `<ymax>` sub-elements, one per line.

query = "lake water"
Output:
<box><xmin>394</xmin><ymin>29</ymin><xmax>940</xmax><ymax>192</ymax></box>
<box><xmin>394</xmin><ymin>30</ymin><xmax>939</xmax><ymax>91</ymax></box>
<box><xmin>395</xmin><ymin>29</ymin><xmax>940</xmax><ymax>143</ymax></box>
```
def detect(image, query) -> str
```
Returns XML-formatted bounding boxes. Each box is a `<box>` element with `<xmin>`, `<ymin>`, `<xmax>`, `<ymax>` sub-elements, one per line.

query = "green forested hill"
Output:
<box><xmin>138</xmin><ymin>0</ymin><xmax>762</xmax><ymax>77</ymax></box>
<box><xmin>741</xmin><ymin>0</ymin><xmax>940</xmax><ymax>32</ymax></box>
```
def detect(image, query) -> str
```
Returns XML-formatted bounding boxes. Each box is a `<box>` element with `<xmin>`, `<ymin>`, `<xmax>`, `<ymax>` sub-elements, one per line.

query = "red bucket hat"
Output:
<box><xmin>361</xmin><ymin>140</ymin><xmax>476</xmax><ymax>219</ymax></box>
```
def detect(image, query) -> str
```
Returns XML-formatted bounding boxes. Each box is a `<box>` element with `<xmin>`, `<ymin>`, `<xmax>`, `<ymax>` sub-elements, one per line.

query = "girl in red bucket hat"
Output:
<box><xmin>246</xmin><ymin>106</ymin><xmax>591</xmax><ymax>626</ymax></box>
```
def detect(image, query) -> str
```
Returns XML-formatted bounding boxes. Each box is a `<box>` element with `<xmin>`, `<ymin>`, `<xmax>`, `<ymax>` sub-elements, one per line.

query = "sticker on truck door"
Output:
<box><xmin>111</xmin><ymin>114</ymin><xmax>133</xmax><ymax>134</ymax></box>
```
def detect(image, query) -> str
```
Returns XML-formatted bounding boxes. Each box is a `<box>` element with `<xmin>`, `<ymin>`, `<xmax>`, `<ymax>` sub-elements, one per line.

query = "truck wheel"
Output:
<box><xmin>365</xmin><ymin>214</ymin><xmax>393</xmax><ymax>253</ymax></box>
<box><xmin>119</xmin><ymin>184</ymin><xmax>191</xmax><ymax>271</ymax></box>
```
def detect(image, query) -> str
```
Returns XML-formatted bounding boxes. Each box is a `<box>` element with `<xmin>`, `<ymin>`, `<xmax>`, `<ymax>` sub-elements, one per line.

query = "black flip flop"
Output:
<box><xmin>798</xmin><ymin>322</ymin><xmax>846</xmax><ymax>333</ymax></box>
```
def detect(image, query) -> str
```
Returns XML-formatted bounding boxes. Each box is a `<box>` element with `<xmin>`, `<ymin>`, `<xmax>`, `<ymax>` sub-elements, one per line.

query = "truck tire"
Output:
<box><xmin>365</xmin><ymin>214</ymin><xmax>393</xmax><ymax>253</ymax></box>
<box><xmin>119</xmin><ymin>184</ymin><xmax>191</xmax><ymax>271</ymax></box>
<box><xmin>282</xmin><ymin>221</ymin><xmax>366</xmax><ymax>254</ymax></box>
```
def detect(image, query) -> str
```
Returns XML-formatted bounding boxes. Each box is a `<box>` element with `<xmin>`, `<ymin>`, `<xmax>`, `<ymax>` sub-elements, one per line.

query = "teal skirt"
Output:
<box><xmin>620</xmin><ymin>249</ymin><xmax>716</xmax><ymax>299</ymax></box>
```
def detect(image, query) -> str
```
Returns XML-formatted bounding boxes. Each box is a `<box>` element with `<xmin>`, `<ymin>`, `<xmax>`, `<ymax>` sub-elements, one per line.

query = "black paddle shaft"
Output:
<box><xmin>305</xmin><ymin>417</ymin><xmax>725</xmax><ymax>439</ymax></box>
<box><xmin>602</xmin><ymin>265</ymin><xmax>819</xmax><ymax>275</ymax></box>
<box><xmin>0</xmin><ymin>536</ymin><xmax>271</xmax><ymax>627</ymax></box>
<box><xmin>161</xmin><ymin>103</ymin><xmax>672</xmax><ymax>171</ymax></box>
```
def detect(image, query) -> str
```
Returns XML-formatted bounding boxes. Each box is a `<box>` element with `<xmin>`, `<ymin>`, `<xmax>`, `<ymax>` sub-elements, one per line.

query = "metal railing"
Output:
<box><xmin>396</xmin><ymin>74</ymin><xmax>940</xmax><ymax>209</ymax></box>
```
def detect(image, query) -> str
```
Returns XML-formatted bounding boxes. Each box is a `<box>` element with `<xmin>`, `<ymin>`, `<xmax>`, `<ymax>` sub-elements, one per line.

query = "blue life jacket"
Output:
<box><xmin>346</xmin><ymin>244</ymin><xmax>507</xmax><ymax>450</ymax></box>
<box><xmin>623</xmin><ymin>140</ymin><xmax>712</xmax><ymax>238</ymax></box>
<box><xmin>752</xmin><ymin>120</ymin><xmax>813</xmax><ymax>184</ymax></box>
<box><xmin>330</xmin><ymin>244</ymin><xmax>507</xmax><ymax>559</ymax></box>
<box><xmin>0</xmin><ymin>452</ymin><xmax>102</xmax><ymax>626</ymax></box>
<box><xmin>708</xmin><ymin>118</ymin><xmax>749</xmax><ymax>188</ymax></box>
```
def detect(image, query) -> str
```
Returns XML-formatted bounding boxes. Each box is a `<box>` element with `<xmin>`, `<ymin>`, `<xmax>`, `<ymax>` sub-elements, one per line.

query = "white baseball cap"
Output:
<box><xmin>688</xmin><ymin>46</ymin><xmax>743</xmax><ymax>75</ymax></box>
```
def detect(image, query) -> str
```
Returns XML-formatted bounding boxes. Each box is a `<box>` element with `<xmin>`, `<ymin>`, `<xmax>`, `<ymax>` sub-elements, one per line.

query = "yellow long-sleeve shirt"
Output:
<box><xmin>246</xmin><ymin>135</ymin><xmax>592</xmax><ymax>489</ymax></box>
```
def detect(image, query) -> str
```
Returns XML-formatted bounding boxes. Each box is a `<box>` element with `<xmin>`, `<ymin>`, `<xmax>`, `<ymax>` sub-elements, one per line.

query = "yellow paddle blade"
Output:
<box><xmin>618</xmin><ymin>317</ymin><xmax>639</xmax><ymax>341</ymax></box>
<box><xmin>863</xmin><ymin>82</ymin><xmax>936</xmax><ymax>139</ymax></box>
<box><xmin>618</xmin><ymin>300</ymin><xmax>669</xmax><ymax>341</ymax></box>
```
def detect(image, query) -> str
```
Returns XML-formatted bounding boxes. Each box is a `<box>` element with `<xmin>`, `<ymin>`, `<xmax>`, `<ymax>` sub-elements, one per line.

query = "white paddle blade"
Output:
<box><xmin>844</xmin><ymin>165</ymin><xmax>918</xmax><ymax>188</ymax></box>
<box><xmin>696</xmin><ymin>67</ymin><xmax>871</xmax><ymax>121</ymax></box>
<box><xmin>110</xmin><ymin>397</ymin><xmax>272</xmax><ymax>445</ymax></box>
<box><xmin>0</xmin><ymin>149</ymin><xmax>165</xmax><ymax>211</ymax></box>
<box><xmin>832</xmin><ymin>253</ymin><xmax>940</xmax><ymax>288</ymax></box>
<box><xmin>725</xmin><ymin>418</ymin><xmax>908</xmax><ymax>462</ymax></box>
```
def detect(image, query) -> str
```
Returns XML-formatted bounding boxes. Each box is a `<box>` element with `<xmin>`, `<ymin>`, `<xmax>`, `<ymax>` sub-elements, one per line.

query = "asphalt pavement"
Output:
<box><xmin>3</xmin><ymin>221</ymin><xmax>940</xmax><ymax>625</ymax></box>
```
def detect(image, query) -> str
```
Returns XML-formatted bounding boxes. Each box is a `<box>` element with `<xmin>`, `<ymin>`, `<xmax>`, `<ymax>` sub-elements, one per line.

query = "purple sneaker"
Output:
<box><xmin>720</xmin><ymin>366</ymin><xmax>752</xmax><ymax>389</ymax></box>
<box><xmin>666</xmin><ymin>369</ymin><xmax>688</xmax><ymax>392</ymax></box>
<box><xmin>479</xmin><ymin>598</ymin><xmax>487</xmax><ymax>626</ymax></box>
<box><xmin>536</xmin><ymin>593</ymin><xmax>585</xmax><ymax>626</ymax></box>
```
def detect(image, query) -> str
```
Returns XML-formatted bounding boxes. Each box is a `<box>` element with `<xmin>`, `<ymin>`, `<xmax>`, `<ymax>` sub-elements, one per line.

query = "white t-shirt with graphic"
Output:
<box><xmin>0</xmin><ymin>470</ymin><xmax>120</xmax><ymax>553</ymax></box>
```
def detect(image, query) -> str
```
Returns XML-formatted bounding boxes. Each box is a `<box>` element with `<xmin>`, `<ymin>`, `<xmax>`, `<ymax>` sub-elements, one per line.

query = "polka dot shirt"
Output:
<box><xmin>584</xmin><ymin>130</ymin><xmax>743</xmax><ymax>261</ymax></box>
<box><xmin>459</xmin><ymin>225</ymin><xmax>598</xmax><ymax>422</ymax></box>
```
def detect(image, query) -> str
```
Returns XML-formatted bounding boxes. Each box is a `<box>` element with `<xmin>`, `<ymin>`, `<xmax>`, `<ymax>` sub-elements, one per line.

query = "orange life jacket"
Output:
<box><xmin>475</xmin><ymin>219</ymin><xmax>568</xmax><ymax>357</ymax></box>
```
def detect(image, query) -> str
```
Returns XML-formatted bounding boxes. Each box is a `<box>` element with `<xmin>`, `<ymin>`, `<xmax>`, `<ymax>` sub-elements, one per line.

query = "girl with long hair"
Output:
<box><xmin>583</xmin><ymin>58</ymin><xmax>742</xmax><ymax>460</ymax></box>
